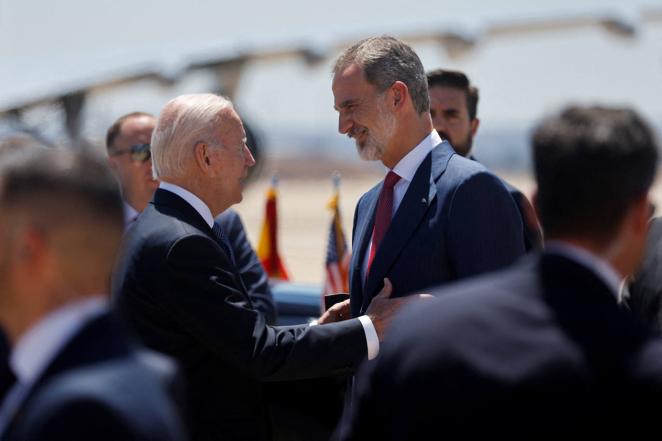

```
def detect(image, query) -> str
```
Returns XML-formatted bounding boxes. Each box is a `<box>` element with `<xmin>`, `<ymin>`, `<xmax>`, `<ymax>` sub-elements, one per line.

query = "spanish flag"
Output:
<box><xmin>257</xmin><ymin>176</ymin><xmax>290</xmax><ymax>280</ymax></box>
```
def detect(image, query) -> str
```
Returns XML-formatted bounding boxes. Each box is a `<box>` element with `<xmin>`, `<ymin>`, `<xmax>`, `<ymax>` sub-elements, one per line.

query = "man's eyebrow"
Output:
<box><xmin>334</xmin><ymin>99</ymin><xmax>356</xmax><ymax>111</ymax></box>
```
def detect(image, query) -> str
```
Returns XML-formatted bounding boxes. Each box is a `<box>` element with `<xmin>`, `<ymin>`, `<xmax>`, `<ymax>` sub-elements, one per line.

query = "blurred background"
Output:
<box><xmin>2</xmin><ymin>0</ymin><xmax>662</xmax><ymax>283</ymax></box>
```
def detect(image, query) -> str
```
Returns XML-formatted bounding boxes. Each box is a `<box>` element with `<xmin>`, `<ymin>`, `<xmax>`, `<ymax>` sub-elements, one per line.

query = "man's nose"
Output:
<box><xmin>338</xmin><ymin>112</ymin><xmax>352</xmax><ymax>135</ymax></box>
<box><xmin>244</xmin><ymin>145</ymin><xmax>256</xmax><ymax>168</ymax></box>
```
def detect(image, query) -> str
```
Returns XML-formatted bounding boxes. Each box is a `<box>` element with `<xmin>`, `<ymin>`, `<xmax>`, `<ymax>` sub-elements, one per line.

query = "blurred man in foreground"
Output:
<box><xmin>340</xmin><ymin>106</ymin><xmax>662</xmax><ymax>439</ymax></box>
<box><xmin>0</xmin><ymin>148</ymin><xmax>185</xmax><ymax>440</ymax></box>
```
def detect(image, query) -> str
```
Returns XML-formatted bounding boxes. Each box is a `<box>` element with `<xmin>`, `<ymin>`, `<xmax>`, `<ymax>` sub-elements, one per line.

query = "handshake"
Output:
<box><xmin>317</xmin><ymin>278</ymin><xmax>433</xmax><ymax>341</ymax></box>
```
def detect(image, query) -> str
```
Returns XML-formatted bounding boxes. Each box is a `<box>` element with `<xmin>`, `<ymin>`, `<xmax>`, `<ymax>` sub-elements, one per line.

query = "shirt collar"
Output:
<box><xmin>159</xmin><ymin>181</ymin><xmax>214</xmax><ymax>228</ymax></box>
<box><xmin>123</xmin><ymin>201</ymin><xmax>139</xmax><ymax>227</ymax></box>
<box><xmin>391</xmin><ymin>131</ymin><xmax>441</xmax><ymax>181</ymax></box>
<box><xmin>10</xmin><ymin>296</ymin><xmax>108</xmax><ymax>385</ymax></box>
<box><xmin>545</xmin><ymin>240</ymin><xmax>623</xmax><ymax>298</ymax></box>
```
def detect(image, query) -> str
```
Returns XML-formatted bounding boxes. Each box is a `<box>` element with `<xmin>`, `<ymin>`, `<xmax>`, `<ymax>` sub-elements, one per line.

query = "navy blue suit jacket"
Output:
<box><xmin>341</xmin><ymin>252</ymin><xmax>662</xmax><ymax>439</ymax></box>
<box><xmin>216</xmin><ymin>209</ymin><xmax>276</xmax><ymax>324</ymax></box>
<box><xmin>470</xmin><ymin>156</ymin><xmax>543</xmax><ymax>252</ymax></box>
<box><xmin>2</xmin><ymin>313</ymin><xmax>186</xmax><ymax>441</ymax></box>
<box><xmin>112</xmin><ymin>189</ymin><xmax>367</xmax><ymax>441</ymax></box>
<box><xmin>349</xmin><ymin>140</ymin><xmax>525</xmax><ymax>317</ymax></box>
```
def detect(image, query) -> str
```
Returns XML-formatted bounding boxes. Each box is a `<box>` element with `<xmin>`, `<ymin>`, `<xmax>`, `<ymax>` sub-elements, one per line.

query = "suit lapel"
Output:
<box><xmin>361</xmin><ymin>142</ymin><xmax>455</xmax><ymax>312</ymax></box>
<box><xmin>349</xmin><ymin>187</ymin><xmax>380</xmax><ymax>316</ymax></box>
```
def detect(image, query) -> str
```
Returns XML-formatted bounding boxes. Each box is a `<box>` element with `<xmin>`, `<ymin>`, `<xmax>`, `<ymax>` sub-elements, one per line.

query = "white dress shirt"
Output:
<box><xmin>159</xmin><ymin>181</ymin><xmax>214</xmax><ymax>228</ymax></box>
<box><xmin>123</xmin><ymin>201</ymin><xmax>140</xmax><ymax>229</ymax></box>
<box><xmin>158</xmin><ymin>181</ymin><xmax>380</xmax><ymax>360</ymax></box>
<box><xmin>545</xmin><ymin>241</ymin><xmax>623</xmax><ymax>298</ymax></box>
<box><xmin>361</xmin><ymin>130</ymin><xmax>441</xmax><ymax>282</ymax></box>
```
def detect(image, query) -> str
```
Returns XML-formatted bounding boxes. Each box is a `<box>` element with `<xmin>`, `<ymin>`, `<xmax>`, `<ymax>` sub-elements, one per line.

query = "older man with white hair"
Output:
<box><xmin>112</xmin><ymin>93</ymin><xmax>412</xmax><ymax>441</ymax></box>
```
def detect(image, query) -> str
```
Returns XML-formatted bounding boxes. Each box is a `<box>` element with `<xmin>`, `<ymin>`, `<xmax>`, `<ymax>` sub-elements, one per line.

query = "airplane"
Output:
<box><xmin>2</xmin><ymin>0</ymin><xmax>659</xmax><ymax>164</ymax></box>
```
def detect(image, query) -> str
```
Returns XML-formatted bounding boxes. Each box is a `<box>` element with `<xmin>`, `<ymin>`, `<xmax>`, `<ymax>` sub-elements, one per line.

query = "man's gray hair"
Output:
<box><xmin>151</xmin><ymin>93</ymin><xmax>233</xmax><ymax>179</ymax></box>
<box><xmin>333</xmin><ymin>36</ymin><xmax>430</xmax><ymax>114</ymax></box>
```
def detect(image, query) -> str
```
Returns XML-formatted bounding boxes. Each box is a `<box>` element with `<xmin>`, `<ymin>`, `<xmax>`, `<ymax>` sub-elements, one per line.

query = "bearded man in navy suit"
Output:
<box><xmin>331</xmin><ymin>36</ymin><xmax>525</xmax><ymax>320</ymax></box>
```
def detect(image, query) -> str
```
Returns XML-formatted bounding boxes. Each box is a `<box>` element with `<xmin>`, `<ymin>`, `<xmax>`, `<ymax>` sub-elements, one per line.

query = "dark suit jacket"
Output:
<box><xmin>628</xmin><ymin>216</ymin><xmax>662</xmax><ymax>333</ymax></box>
<box><xmin>349</xmin><ymin>140</ymin><xmax>525</xmax><ymax>317</ymax></box>
<box><xmin>471</xmin><ymin>155</ymin><xmax>543</xmax><ymax>252</ymax></box>
<box><xmin>0</xmin><ymin>331</ymin><xmax>13</xmax><ymax>403</ymax></box>
<box><xmin>2</xmin><ymin>313</ymin><xmax>186</xmax><ymax>441</ymax></box>
<box><xmin>502</xmin><ymin>181</ymin><xmax>543</xmax><ymax>251</ymax></box>
<box><xmin>112</xmin><ymin>189</ymin><xmax>367</xmax><ymax>441</ymax></box>
<box><xmin>340</xmin><ymin>252</ymin><xmax>662</xmax><ymax>439</ymax></box>
<box><xmin>216</xmin><ymin>209</ymin><xmax>276</xmax><ymax>324</ymax></box>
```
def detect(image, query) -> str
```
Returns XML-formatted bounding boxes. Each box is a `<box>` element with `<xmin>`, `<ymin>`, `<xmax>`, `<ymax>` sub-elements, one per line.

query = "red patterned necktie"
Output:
<box><xmin>366</xmin><ymin>171</ymin><xmax>401</xmax><ymax>276</ymax></box>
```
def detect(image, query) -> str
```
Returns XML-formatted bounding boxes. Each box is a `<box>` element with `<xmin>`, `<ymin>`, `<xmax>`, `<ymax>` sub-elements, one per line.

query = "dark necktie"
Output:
<box><xmin>367</xmin><ymin>171</ymin><xmax>401</xmax><ymax>276</ymax></box>
<box><xmin>212</xmin><ymin>223</ymin><xmax>236</xmax><ymax>267</ymax></box>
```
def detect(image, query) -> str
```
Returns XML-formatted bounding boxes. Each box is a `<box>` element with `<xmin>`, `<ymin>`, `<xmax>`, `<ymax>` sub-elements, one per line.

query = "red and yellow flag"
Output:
<box><xmin>257</xmin><ymin>179</ymin><xmax>290</xmax><ymax>280</ymax></box>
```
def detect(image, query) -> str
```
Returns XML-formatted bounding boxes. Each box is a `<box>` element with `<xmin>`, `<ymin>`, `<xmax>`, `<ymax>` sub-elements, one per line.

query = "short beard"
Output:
<box><xmin>438</xmin><ymin>130</ymin><xmax>474</xmax><ymax>157</ymax></box>
<box><xmin>355</xmin><ymin>101</ymin><xmax>396</xmax><ymax>161</ymax></box>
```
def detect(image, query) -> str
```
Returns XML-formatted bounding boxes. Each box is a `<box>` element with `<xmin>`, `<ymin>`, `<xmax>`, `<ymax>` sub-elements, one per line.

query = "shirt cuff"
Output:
<box><xmin>358</xmin><ymin>315</ymin><xmax>379</xmax><ymax>360</ymax></box>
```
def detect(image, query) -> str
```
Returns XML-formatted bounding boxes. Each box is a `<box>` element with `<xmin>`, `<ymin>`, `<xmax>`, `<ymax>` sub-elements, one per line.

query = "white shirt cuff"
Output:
<box><xmin>358</xmin><ymin>315</ymin><xmax>379</xmax><ymax>360</ymax></box>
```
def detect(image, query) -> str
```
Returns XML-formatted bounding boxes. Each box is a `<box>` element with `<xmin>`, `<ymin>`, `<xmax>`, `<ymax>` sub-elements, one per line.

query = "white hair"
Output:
<box><xmin>151</xmin><ymin>93</ymin><xmax>233</xmax><ymax>179</ymax></box>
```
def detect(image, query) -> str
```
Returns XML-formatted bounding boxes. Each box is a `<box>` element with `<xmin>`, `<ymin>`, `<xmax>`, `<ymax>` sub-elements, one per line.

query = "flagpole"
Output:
<box><xmin>332</xmin><ymin>171</ymin><xmax>340</xmax><ymax>192</ymax></box>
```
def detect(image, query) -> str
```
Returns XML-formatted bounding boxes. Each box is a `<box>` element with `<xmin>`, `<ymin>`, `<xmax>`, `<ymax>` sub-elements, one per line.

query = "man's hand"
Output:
<box><xmin>365</xmin><ymin>278</ymin><xmax>433</xmax><ymax>341</ymax></box>
<box><xmin>318</xmin><ymin>299</ymin><xmax>351</xmax><ymax>324</ymax></box>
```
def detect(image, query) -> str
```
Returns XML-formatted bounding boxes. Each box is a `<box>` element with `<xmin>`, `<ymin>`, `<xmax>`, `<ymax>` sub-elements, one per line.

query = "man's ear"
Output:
<box><xmin>470</xmin><ymin>118</ymin><xmax>480</xmax><ymax>137</ymax></box>
<box><xmin>630</xmin><ymin>195</ymin><xmax>651</xmax><ymax>235</ymax></box>
<box><xmin>193</xmin><ymin>142</ymin><xmax>211</xmax><ymax>172</ymax></box>
<box><xmin>106</xmin><ymin>155</ymin><xmax>118</xmax><ymax>171</ymax></box>
<box><xmin>391</xmin><ymin>81</ymin><xmax>408</xmax><ymax>110</ymax></box>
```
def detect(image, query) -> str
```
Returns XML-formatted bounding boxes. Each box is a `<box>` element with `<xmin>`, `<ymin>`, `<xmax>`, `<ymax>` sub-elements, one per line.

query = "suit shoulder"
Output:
<box><xmin>447</xmin><ymin>153</ymin><xmax>489</xmax><ymax>174</ymax></box>
<box><xmin>215</xmin><ymin>208</ymin><xmax>241</xmax><ymax>228</ymax></box>
<box><xmin>18</xmin><ymin>358</ymin><xmax>185</xmax><ymax>440</ymax></box>
<box><xmin>391</xmin><ymin>259</ymin><xmax>539</xmax><ymax>349</ymax></box>
<box><xmin>131</xmin><ymin>206</ymin><xmax>213</xmax><ymax>253</ymax></box>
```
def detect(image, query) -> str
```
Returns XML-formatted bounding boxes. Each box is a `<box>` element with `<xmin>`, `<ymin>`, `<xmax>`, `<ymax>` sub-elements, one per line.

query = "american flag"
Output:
<box><xmin>323</xmin><ymin>175</ymin><xmax>351</xmax><ymax>298</ymax></box>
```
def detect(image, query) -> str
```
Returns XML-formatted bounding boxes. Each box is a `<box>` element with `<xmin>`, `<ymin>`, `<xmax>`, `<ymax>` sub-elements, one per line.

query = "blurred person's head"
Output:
<box><xmin>106</xmin><ymin>112</ymin><xmax>159</xmax><ymax>212</ymax></box>
<box><xmin>0</xmin><ymin>149</ymin><xmax>123</xmax><ymax>343</ymax></box>
<box><xmin>426</xmin><ymin>69</ymin><xmax>479</xmax><ymax>157</ymax></box>
<box><xmin>332</xmin><ymin>36</ymin><xmax>433</xmax><ymax>168</ymax></box>
<box><xmin>532</xmin><ymin>105</ymin><xmax>658</xmax><ymax>276</ymax></box>
<box><xmin>151</xmin><ymin>93</ymin><xmax>255</xmax><ymax>216</ymax></box>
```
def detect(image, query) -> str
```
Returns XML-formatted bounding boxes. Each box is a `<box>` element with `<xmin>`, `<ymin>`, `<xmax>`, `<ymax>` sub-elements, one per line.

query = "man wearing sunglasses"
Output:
<box><xmin>106</xmin><ymin>112</ymin><xmax>159</xmax><ymax>227</ymax></box>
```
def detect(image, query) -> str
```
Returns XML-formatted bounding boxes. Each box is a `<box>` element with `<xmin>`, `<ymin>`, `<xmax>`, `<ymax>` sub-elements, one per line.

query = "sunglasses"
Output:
<box><xmin>109</xmin><ymin>143</ymin><xmax>151</xmax><ymax>162</ymax></box>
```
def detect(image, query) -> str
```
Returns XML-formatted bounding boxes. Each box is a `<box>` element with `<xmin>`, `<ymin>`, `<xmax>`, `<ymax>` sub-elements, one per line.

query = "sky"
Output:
<box><xmin>1</xmin><ymin>0</ymin><xmax>661</xmax><ymax>167</ymax></box>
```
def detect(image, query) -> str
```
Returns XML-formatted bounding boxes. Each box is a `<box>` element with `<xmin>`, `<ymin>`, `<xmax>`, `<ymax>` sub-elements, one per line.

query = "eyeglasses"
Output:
<box><xmin>109</xmin><ymin>143</ymin><xmax>151</xmax><ymax>162</ymax></box>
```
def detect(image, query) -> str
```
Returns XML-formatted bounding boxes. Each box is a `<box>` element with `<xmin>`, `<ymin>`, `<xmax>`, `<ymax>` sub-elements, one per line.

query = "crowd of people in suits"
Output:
<box><xmin>0</xmin><ymin>35</ymin><xmax>661</xmax><ymax>440</ymax></box>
